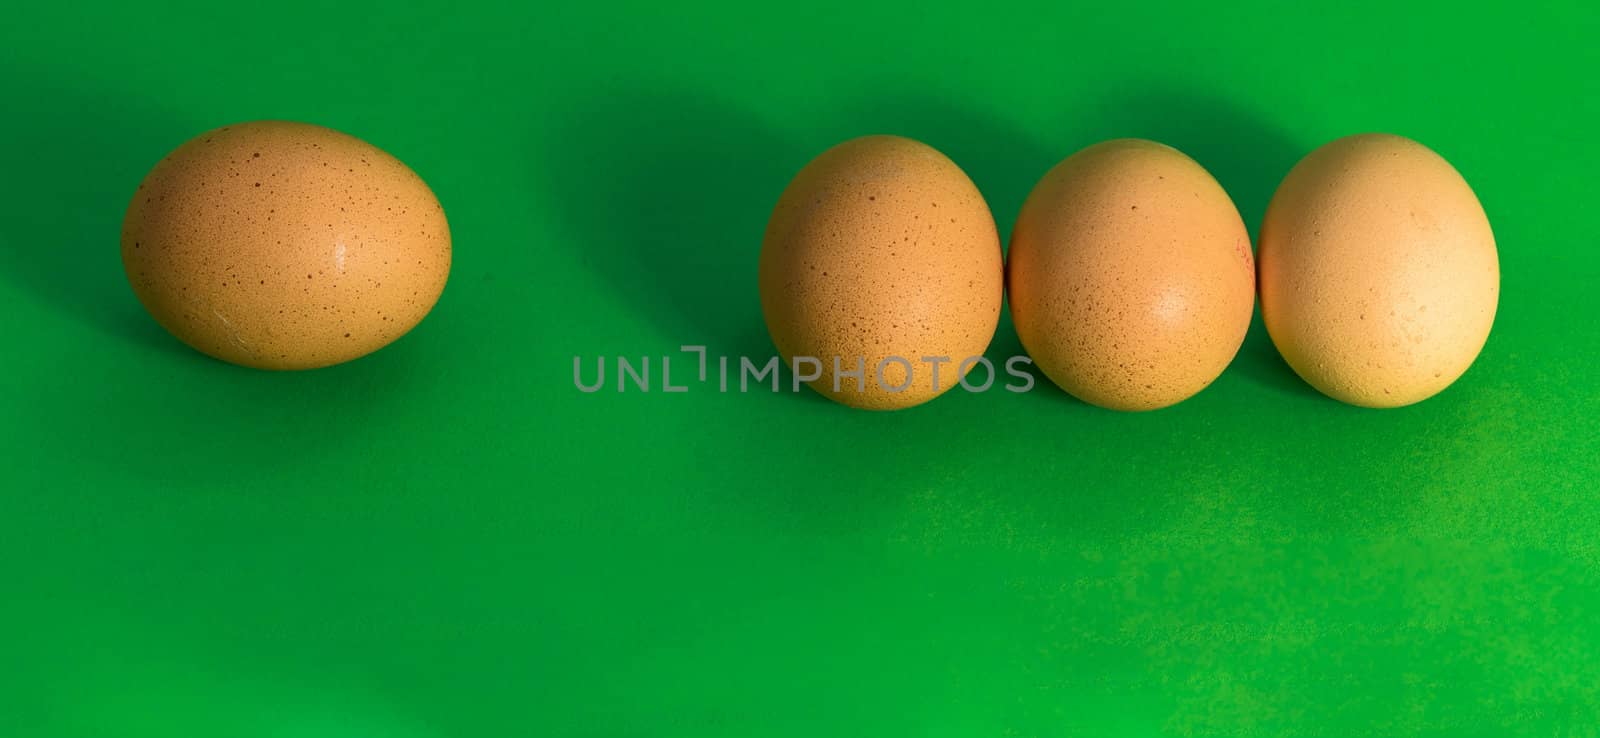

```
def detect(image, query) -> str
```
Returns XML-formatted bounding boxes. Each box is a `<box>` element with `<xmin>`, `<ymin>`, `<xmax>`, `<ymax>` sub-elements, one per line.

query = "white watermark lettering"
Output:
<box><xmin>572</xmin><ymin>350</ymin><xmax>1044</xmax><ymax>396</ymax></box>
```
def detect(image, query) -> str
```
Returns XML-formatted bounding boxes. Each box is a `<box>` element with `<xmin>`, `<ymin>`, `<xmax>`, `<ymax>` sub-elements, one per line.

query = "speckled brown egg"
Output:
<box><xmin>122</xmin><ymin>120</ymin><xmax>450</xmax><ymax>370</ymax></box>
<box><xmin>1007</xmin><ymin>139</ymin><xmax>1255</xmax><ymax>411</ymax></box>
<box><xmin>1258</xmin><ymin>133</ymin><xmax>1498</xmax><ymax>408</ymax></box>
<box><xmin>759</xmin><ymin>135</ymin><xmax>1003</xmax><ymax>410</ymax></box>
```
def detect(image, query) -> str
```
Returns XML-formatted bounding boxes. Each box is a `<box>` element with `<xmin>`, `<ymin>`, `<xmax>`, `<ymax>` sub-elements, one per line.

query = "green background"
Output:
<box><xmin>3</xmin><ymin>1</ymin><xmax>1597</xmax><ymax>735</ymax></box>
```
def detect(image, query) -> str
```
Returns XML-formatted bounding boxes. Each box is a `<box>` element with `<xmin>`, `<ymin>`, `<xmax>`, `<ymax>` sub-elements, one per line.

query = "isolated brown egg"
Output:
<box><xmin>759</xmin><ymin>135</ymin><xmax>1003</xmax><ymax>410</ymax></box>
<box><xmin>1007</xmin><ymin>139</ymin><xmax>1255</xmax><ymax>411</ymax></box>
<box><xmin>122</xmin><ymin>121</ymin><xmax>450</xmax><ymax>370</ymax></box>
<box><xmin>1258</xmin><ymin>133</ymin><xmax>1498</xmax><ymax>407</ymax></box>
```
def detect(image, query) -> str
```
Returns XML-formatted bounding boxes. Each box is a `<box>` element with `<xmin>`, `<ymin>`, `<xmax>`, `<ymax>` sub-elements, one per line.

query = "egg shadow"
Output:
<box><xmin>534</xmin><ymin>85</ymin><xmax>805</xmax><ymax>366</ymax></box>
<box><xmin>1234</xmin><ymin>313</ymin><xmax>1315</xmax><ymax>398</ymax></box>
<box><xmin>1055</xmin><ymin>86</ymin><xmax>1321</xmax><ymax>400</ymax></box>
<box><xmin>0</xmin><ymin>64</ymin><xmax>196</xmax><ymax>355</ymax></box>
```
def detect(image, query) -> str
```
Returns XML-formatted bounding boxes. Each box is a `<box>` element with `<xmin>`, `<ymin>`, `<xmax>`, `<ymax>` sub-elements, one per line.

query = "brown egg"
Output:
<box><xmin>122</xmin><ymin>121</ymin><xmax>450</xmax><ymax>370</ymax></box>
<box><xmin>1258</xmin><ymin>133</ymin><xmax>1498</xmax><ymax>407</ymax></box>
<box><xmin>1007</xmin><ymin>139</ymin><xmax>1255</xmax><ymax>411</ymax></box>
<box><xmin>759</xmin><ymin>135</ymin><xmax>1003</xmax><ymax>410</ymax></box>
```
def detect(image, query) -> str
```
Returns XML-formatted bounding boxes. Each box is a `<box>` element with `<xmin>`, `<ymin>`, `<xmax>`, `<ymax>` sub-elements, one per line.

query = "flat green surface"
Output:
<box><xmin>3</xmin><ymin>2</ymin><xmax>1598</xmax><ymax>736</ymax></box>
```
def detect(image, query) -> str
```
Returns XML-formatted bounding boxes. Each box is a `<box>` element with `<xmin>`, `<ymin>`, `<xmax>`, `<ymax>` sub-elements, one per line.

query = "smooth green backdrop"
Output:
<box><xmin>3</xmin><ymin>1</ymin><xmax>1597</xmax><ymax>736</ymax></box>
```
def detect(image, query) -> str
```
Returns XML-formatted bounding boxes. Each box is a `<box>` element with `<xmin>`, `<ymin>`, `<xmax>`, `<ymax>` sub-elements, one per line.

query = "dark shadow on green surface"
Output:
<box><xmin>1236</xmin><ymin>311</ymin><xmax>1316</xmax><ymax>398</ymax></box>
<box><xmin>536</xmin><ymin>84</ymin><xmax>847</xmax><ymax>405</ymax></box>
<box><xmin>0</xmin><ymin>65</ymin><xmax>192</xmax><ymax>355</ymax></box>
<box><xmin>536</xmin><ymin>85</ymin><xmax>798</xmax><ymax>361</ymax></box>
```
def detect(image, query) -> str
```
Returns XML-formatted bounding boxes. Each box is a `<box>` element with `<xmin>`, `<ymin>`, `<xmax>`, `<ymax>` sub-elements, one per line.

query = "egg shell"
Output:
<box><xmin>122</xmin><ymin>121</ymin><xmax>451</xmax><ymax>370</ymax></box>
<box><xmin>1258</xmin><ymin>133</ymin><xmax>1498</xmax><ymax>408</ymax></box>
<box><xmin>759</xmin><ymin>135</ymin><xmax>1003</xmax><ymax>410</ymax></box>
<box><xmin>1007</xmin><ymin>139</ymin><xmax>1256</xmax><ymax>411</ymax></box>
